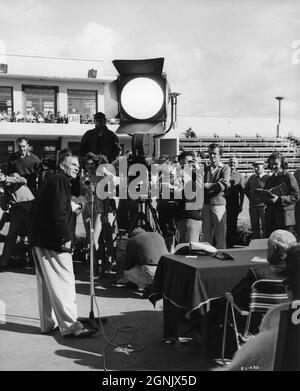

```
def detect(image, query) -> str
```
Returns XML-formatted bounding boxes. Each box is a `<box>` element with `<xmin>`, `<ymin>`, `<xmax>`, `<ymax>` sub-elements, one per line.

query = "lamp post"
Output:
<box><xmin>275</xmin><ymin>96</ymin><xmax>284</xmax><ymax>138</ymax></box>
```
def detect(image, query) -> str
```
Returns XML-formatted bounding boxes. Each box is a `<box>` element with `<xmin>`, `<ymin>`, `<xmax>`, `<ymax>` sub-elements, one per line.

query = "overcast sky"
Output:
<box><xmin>0</xmin><ymin>0</ymin><xmax>299</xmax><ymax>119</ymax></box>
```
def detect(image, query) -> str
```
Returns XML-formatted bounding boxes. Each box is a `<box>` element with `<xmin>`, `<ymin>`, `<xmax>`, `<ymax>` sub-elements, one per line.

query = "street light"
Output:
<box><xmin>275</xmin><ymin>96</ymin><xmax>284</xmax><ymax>138</ymax></box>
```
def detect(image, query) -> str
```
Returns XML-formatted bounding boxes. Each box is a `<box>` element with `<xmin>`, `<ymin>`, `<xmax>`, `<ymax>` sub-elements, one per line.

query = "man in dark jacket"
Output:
<box><xmin>79</xmin><ymin>112</ymin><xmax>120</xmax><ymax>164</ymax></box>
<box><xmin>264</xmin><ymin>152</ymin><xmax>299</xmax><ymax>236</ymax></box>
<box><xmin>244</xmin><ymin>160</ymin><xmax>269</xmax><ymax>239</ymax></box>
<box><xmin>117</xmin><ymin>228</ymin><xmax>168</xmax><ymax>290</ymax></box>
<box><xmin>30</xmin><ymin>152</ymin><xmax>96</xmax><ymax>338</ymax></box>
<box><xmin>8</xmin><ymin>137</ymin><xmax>40</xmax><ymax>195</ymax></box>
<box><xmin>225</xmin><ymin>157</ymin><xmax>245</xmax><ymax>248</ymax></box>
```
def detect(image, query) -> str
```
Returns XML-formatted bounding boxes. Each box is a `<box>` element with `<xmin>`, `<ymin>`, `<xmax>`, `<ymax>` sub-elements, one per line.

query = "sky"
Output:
<box><xmin>0</xmin><ymin>0</ymin><xmax>300</xmax><ymax>119</ymax></box>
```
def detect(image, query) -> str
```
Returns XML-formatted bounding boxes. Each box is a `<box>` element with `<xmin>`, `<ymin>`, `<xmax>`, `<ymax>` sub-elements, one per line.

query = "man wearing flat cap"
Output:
<box><xmin>244</xmin><ymin>160</ymin><xmax>269</xmax><ymax>239</ymax></box>
<box><xmin>79</xmin><ymin>112</ymin><xmax>121</xmax><ymax>164</ymax></box>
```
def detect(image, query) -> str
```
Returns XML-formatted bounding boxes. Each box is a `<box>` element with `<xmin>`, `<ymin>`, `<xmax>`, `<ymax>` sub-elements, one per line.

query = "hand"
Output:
<box><xmin>204</xmin><ymin>183</ymin><xmax>213</xmax><ymax>190</ymax></box>
<box><xmin>61</xmin><ymin>241</ymin><xmax>72</xmax><ymax>251</ymax></box>
<box><xmin>268</xmin><ymin>195</ymin><xmax>278</xmax><ymax>204</ymax></box>
<box><xmin>93</xmin><ymin>236</ymin><xmax>99</xmax><ymax>251</ymax></box>
<box><xmin>74</xmin><ymin>208</ymin><xmax>82</xmax><ymax>216</ymax></box>
<box><xmin>17</xmin><ymin>176</ymin><xmax>27</xmax><ymax>184</ymax></box>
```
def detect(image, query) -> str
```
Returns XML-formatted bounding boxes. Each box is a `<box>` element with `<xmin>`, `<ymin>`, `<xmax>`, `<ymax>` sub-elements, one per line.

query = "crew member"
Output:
<box><xmin>79</xmin><ymin>112</ymin><xmax>121</xmax><ymax>164</ymax></box>
<box><xmin>8</xmin><ymin>137</ymin><xmax>40</xmax><ymax>195</ymax></box>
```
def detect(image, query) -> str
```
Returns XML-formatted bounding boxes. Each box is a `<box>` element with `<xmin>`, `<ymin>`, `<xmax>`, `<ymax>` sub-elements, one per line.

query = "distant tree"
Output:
<box><xmin>184</xmin><ymin>127</ymin><xmax>197</xmax><ymax>138</ymax></box>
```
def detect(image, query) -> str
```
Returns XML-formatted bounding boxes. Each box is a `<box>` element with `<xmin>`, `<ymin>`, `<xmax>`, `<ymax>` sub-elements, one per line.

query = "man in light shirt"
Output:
<box><xmin>202</xmin><ymin>143</ymin><xmax>230</xmax><ymax>249</ymax></box>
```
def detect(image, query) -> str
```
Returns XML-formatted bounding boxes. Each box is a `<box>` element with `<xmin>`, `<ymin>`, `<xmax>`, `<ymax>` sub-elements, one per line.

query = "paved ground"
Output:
<box><xmin>0</xmin><ymin>261</ymin><xmax>217</xmax><ymax>372</ymax></box>
<box><xmin>0</xmin><ymin>200</ymin><xmax>247</xmax><ymax>372</ymax></box>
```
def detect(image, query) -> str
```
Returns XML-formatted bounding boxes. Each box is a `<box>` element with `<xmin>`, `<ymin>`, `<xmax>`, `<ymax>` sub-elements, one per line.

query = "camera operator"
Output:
<box><xmin>79</xmin><ymin>112</ymin><xmax>121</xmax><ymax>165</ymax></box>
<box><xmin>115</xmin><ymin>152</ymin><xmax>151</xmax><ymax>232</ymax></box>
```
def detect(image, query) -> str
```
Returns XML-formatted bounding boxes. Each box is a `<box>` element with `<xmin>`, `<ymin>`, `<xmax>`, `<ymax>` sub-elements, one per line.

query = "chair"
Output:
<box><xmin>220</xmin><ymin>279</ymin><xmax>289</xmax><ymax>364</ymax></box>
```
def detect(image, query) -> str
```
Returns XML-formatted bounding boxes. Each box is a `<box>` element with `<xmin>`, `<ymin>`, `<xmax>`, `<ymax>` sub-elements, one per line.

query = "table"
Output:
<box><xmin>147</xmin><ymin>248</ymin><xmax>270</xmax><ymax>339</ymax></box>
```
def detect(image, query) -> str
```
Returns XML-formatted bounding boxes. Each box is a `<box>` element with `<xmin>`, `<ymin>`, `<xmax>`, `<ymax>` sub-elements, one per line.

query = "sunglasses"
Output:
<box><xmin>86</xmin><ymin>162</ymin><xmax>95</xmax><ymax>167</ymax></box>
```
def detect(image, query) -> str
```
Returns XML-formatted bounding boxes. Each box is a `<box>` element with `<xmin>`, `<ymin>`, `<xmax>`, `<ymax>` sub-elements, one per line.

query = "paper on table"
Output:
<box><xmin>250</xmin><ymin>256</ymin><xmax>268</xmax><ymax>263</ymax></box>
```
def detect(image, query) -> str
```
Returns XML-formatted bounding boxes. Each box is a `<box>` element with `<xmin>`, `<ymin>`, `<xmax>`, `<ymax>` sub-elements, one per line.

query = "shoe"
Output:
<box><xmin>142</xmin><ymin>286</ymin><xmax>151</xmax><ymax>299</ymax></box>
<box><xmin>63</xmin><ymin>328</ymin><xmax>97</xmax><ymax>338</ymax></box>
<box><xmin>42</xmin><ymin>326</ymin><xmax>59</xmax><ymax>334</ymax></box>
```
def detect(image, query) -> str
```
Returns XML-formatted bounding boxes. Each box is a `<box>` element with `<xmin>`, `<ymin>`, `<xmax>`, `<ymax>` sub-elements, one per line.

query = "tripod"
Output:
<box><xmin>78</xmin><ymin>182</ymin><xmax>107</xmax><ymax>330</ymax></box>
<box><xmin>128</xmin><ymin>196</ymin><xmax>162</xmax><ymax>236</ymax></box>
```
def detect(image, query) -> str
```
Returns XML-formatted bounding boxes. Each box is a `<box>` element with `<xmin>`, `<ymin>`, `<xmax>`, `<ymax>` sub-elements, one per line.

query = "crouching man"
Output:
<box><xmin>119</xmin><ymin>228</ymin><xmax>168</xmax><ymax>290</ymax></box>
<box><xmin>29</xmin><ymin>151</ymin><xmax>96</xmax><ymax>338</ymax></box>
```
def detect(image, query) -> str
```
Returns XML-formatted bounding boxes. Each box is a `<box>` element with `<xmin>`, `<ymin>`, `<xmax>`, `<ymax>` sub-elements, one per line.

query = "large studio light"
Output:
<box><xmin>113</xmin><ymin>58</ymin><xmax>168</xmax><ymax>126</ymax></box>
<box><xmin>120</xmin><ymin>77</ymin><xmax>164</xmax><ymax>120</ymax></box>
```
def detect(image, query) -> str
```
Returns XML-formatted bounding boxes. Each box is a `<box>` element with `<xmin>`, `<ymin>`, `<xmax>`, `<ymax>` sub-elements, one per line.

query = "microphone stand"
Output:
<box><xmin>79</xmin><ymin>181</ymin><xmax>107</xmax><ymax>330</ymax></box>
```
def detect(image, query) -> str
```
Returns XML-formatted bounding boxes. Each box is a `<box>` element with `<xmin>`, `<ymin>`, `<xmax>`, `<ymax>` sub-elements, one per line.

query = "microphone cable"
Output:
<box><xmin>93</xmin><ymin>294</ymin><xmax>145</xmax><ymax>371</ymax></box>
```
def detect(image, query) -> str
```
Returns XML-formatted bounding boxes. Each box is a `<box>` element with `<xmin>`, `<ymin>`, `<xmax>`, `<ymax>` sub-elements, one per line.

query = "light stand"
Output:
<box><xmin>128</xmin><ymin>195</ymin><xmax>162</xmax><ymax>236</ymax></box>
<box><xmin>78</xmin><ymin>182</ymin><xmax>107</xmax><ymax>330</ymax></box>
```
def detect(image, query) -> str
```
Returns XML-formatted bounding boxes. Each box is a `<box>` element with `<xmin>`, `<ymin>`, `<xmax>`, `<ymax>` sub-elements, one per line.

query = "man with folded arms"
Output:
<box><xmin>29</xmin><ymin>151</ymin><xmax>96</xmax><ymax>338</ymax></box>
<box><xmin>202</xmin><ymin>143</ymin><xmax>230</xmax><ymax>249</ymax></box>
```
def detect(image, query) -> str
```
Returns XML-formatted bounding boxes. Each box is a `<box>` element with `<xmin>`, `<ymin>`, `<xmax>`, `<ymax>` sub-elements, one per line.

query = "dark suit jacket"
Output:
<box><xmin>79</xmin><ymin>126</ymin><xmax>120</xmax><ymax>163</ymax></box>
<box><xmin>204</xmin><ymin>163</ymin><xmax>230</xmax><ymax>205</ymax></box>
<box><xmin>265</xmin><ymin>170</ymin><xmax>300</xmax><ymax>230</ymax></box>
<box><xmin>29</xmin><ymin>171</ymin><xmax>72</xmax><ymax>252</ymax></box>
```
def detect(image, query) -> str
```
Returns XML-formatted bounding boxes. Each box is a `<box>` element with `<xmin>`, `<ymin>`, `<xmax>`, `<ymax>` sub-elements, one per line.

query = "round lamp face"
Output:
<box><xmin>120</xmin><ymin>77</ymin><xmax>164</xmax><ymax>120</ymax></box>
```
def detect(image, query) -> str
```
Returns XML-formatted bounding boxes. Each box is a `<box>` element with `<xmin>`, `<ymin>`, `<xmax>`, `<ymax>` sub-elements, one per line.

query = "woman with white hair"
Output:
<box><xmin>215</xmin><ymin>230</ymin><xmax>298</xmax><ymax>371</ymax></box>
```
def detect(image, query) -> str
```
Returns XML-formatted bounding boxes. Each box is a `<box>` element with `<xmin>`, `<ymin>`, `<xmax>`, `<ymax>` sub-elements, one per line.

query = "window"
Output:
<box><xmin>68</xmin><ymin>89</ymin><xmax>97</xmax><ymax>121</ymax></box>
<box><xmin>0</xmin><ymin>86</ymin><xmax>13</xmax><ymax>115</ymax></box>
<box><xmin>30</xmin><ymin>140</ymin><xmax>60</xmax><ymax>160</ymax></box>
<box><xmin>0</xmin><ymin>141</ymin><xmax>14</xmax><ymax>172</ymax></box>
<box><xmin>23</xmin><ymin>85</ymin><xmax>58</xmax><ymax>116</ymax></box>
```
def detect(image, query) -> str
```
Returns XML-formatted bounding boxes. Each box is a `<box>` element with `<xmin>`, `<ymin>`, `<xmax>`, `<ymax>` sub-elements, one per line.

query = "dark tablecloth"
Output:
<box><xmin>147</xmin><ymin>248</ymin><xmax>270</xmax><ymax>338</ymax></box>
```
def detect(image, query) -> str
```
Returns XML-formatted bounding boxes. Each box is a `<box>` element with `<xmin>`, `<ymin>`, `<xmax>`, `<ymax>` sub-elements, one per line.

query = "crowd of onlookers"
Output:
<box><xmin>2</xmin><ymin>137</ymin><xmax>300</xmax><ymax>274</ymax></box>
<box><xmin>0</xmin><ymin>110</ymin><xmax>95</xmax><ymax>124</ymax></box>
